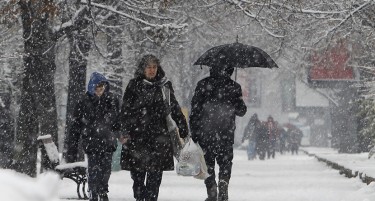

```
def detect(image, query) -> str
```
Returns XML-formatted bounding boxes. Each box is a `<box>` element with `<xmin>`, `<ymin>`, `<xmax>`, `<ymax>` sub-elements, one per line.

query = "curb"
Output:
<box><xmin>302</xmin><ymin>150</ymin><xmax>375</xmax><ymax>185</ymax></box>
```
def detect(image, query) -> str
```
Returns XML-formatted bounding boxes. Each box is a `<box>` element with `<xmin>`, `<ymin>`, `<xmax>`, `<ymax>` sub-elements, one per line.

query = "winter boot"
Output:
<box><xmin>205</xmin><ymin>183</ymin><xmax>217</xmax><ymax>201</ymax></box>
<box><xmin>89</xmin><ymin>191</ymin><xmax>99</xmax><ymax>201</ymax></box>
<box><xmin>99</xmin><ymin>193</ymin><xmax>109</xmax><ymax>201</ymax></box>
<box><xmin>218</xmin><ymin>179</ymin><xmax>229</xmax><ymax>201</ymax></box>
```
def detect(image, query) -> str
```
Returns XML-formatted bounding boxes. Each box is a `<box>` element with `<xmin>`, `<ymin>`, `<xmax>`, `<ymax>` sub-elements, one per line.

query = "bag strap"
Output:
<box><xmin>161</xmin><ymin>86</ymin><xmax>171</xmax><ymax>106</ymax></box>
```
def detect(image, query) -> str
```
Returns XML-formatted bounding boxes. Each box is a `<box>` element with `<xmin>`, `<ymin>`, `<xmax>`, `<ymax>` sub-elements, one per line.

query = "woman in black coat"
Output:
<box><xmin>119</xmin><ymin>54</ymin><xmax>189</xmax><ymax>201</ymax></box>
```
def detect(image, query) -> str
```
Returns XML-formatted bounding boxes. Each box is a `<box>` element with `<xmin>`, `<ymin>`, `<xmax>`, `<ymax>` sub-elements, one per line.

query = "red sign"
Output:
<box><xmin>309</xmin><ymin>40</ymin><xmax>354</xmax><ymax>80</ymax></box>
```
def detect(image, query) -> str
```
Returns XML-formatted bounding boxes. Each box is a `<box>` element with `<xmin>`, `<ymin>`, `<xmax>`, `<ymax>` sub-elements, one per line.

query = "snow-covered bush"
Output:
<box><xmin>357</xmin><ymin>99</ymin><xmax>375</xmax><ymax>152</ymax></box>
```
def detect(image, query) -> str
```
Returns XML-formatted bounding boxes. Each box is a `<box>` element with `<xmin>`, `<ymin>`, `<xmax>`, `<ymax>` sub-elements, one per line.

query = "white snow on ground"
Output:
<box><xmin>56</xmin><ymin>149</ymin><xmax>375</xmax><ymax>201</ymax></box>
<box><xmin>1</xmin><ymin>149</ymin><xmax>374</xmax><ymax>201</ymax></box>
<box><xmin>0</xmin><ymin>169</ymin><xmax>60</xmax><ymax>201</ymax></box>
<box><xmin>302</xmin><ymin>147</ymin><xmax>375</xmax><ymax>178</ymax></box>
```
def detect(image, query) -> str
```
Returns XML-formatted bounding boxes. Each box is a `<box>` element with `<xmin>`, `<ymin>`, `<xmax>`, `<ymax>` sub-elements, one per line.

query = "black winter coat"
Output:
<box><xmin>190</xmin><ymin>75</ymin><xmax>247</xmax><ymax>145</ymax></box>
<box><xmin>255</xmin><ymin>122</ymin><xmax>268</xmax><ymax>149</ymax></box>
<box><xmin>65</xmin><ymin>92</ymin><xmax>119</xmax><ymax>162</ymax></box>
<box><xmin>243</xmin><ymin>118</ymin><xmax>258</xmax><ymax>143</ymax></box>
<box><xmin>119</xmin><ymin>77</ymin><xmax>189</xmax><ymax>172</ymax></box>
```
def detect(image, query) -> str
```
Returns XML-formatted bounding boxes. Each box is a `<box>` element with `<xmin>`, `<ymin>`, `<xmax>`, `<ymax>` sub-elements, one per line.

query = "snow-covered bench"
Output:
<box><xmin>37</xmin><ymin>135</ymin><xmax>88</xmax><ymax>199</ymax></box>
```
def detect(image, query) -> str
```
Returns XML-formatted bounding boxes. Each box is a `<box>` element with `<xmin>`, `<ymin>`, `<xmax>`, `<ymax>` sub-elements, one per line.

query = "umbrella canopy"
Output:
<box><xmin>194</xmin><ymin>42</ymin><xmax>278</xmax><ymax>69</ymax></box>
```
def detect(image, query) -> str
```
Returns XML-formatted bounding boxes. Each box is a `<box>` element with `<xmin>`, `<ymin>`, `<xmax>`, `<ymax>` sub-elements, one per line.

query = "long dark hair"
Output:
<box><xmin>134</xmin><ymin>54</ymin><xmax>166</xmax><ymax>80</ymax></box>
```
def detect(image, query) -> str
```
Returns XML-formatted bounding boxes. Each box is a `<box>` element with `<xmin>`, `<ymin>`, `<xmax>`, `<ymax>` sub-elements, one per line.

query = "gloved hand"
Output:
<box><xmin>119</xmin><ymin>134</ymin><xmax>131</xmax><ymax>145</ymax></box>
<box><xmin>181</xmin><ymin>136</ymin><xmax>190</xmax><ymax>145</ymax></box>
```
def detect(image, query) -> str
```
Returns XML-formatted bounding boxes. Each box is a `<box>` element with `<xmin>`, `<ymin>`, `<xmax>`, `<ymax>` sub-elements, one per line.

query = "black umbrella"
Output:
<box><xmin>194</xmin><ymin>42</ymin><xmax>278</xmax><ymax>69</ymax></box>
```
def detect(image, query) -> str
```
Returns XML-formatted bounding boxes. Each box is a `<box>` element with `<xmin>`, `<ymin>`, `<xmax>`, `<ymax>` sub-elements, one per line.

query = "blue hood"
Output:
<box><xmin>87</xmin><ymin>72</ymin><xmax>109</xmax><ymax>96</ymax></box>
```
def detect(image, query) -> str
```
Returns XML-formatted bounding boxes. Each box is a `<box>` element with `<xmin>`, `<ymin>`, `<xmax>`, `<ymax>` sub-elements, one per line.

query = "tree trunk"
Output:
<box><xmin>105</xmin><ymin>13</ymin><xmax>123</xmax><ymax>101</ymax></box>
<box><xmin>0</xmin><ymin>92</ymin><xmax>14</xmax><ymax>168</ymax></box>
<box><xmin>106</xmin><ymin>35</ymin><xmax>123</xmax><ymax>100</ymax></box>
<box><xmin>64</xmin><ymin>17</ymin><xmax>91</xmax><ymax>162</ymax></box>
<box><xmin>13</xmin><ymin>0</ymin><xmax>58</xmax><ymax>177</ymax></box>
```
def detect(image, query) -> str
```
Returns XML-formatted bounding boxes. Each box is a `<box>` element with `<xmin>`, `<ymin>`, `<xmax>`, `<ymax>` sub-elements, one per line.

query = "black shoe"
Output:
<box><xmin>89</xmin><ymin>191</ymin><xmax>99</xmax><ymax>201</ymax></box>
<box><xmin>99</xmin><ymin>193</ymin><xmax>109</xmax><ymax>201</ymax></box>
<box><xmin>218</xmin><ymin>179</ymin><xmax>229</xmax><ymax>201</ymax></box>
<box><xmin>205</xmin><ymin>198</ymin><xmax>217</xmax><ymax>201</ymax></box>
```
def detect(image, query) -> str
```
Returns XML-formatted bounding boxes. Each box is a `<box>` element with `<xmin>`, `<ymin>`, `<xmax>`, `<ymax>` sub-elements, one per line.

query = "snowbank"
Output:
<box><xmin>302</xmin><ymin>147</ymin><xmax>375</xmax><ymax>184</ymax></box>
<box><xmin>0</xmin><ymin>169</ymin><xmax>60</xmax><ymax>201</ymax></box>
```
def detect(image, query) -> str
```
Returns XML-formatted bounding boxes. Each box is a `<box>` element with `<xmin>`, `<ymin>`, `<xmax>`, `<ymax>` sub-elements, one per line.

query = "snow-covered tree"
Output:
<box><xmin>356</xmin><ymin>99</ymin><xmax>375</xmax><ymax>152</ymax></box>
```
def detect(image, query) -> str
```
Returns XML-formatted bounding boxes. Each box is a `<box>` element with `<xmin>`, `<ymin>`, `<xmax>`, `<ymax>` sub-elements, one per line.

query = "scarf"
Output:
<box><xmin>142</xmin><ymin>77</ymin><xmax>169</xmax><ymax>87</ymax></box>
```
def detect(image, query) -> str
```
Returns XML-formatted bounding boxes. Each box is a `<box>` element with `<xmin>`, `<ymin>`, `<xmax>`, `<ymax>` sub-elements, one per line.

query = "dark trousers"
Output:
<box><xmin>267</xmin><ymin>139</ymin><xmax>276</xmax><ymax>159</ymax></box>
<box><xmin>131</xmin><ymin>170</ymin><xmax>163</xmax><ymax>201</ymax></box>
<box><xmin>291</xmin><ymin>143</ymin><xmax>299</xmax><ymax>155</ymax></box>
<box><xmin>87</xmin><ymin>152</ymin><xmax>113</xmax><ymax>201</ymax></box>
<box><xmin>256</xmin><ymin>141</ymin><xmax>267</xmax><ymax>160</ymax></box>
<box><xmin>279</xmin><ymin>140</ymin><xmax>286</xmax><ymax>154</ymax></box>
<box><xmin>201</xmin><ymin>141</ymin><xmax>233</xmax><ymax>189</ymax></box>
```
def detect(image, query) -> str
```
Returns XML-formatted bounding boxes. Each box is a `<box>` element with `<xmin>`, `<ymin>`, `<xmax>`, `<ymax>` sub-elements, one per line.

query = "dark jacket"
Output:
<box><xmin>255</xmin><ymin>122</ymin><xmax>268</xmax><ymax>150</ymax></box>
<box><xmin>289</xmin><ymin>127</ymin><xmax>303</xmax><ymax>144</ymax></box>
<box><xmin>266</xmin><ymin>121</ymin><xmax>278</xmax><ymax>141</ymax></box>
<box><xmin>190</xmin><ymin>74</ymin><xmax>247</xmax><ymax>145</ymax></box>
<box><xmin>65</xmin><ymin>72</ymin><xmax>119</xmax><ymax>162</ymax></box>
<box><xmin>242</xmin><ymin>114</ymin><xmax>258</xmax><ymax>142</ymax></box>
<box><xmin>119</xmin><ymin>74</ymin><xmax>189</xmax><ymax>172</ymax></box>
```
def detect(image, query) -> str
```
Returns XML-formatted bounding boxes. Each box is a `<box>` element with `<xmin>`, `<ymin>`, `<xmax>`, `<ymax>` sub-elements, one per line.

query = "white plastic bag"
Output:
<box><xmin>193</xmin><ymin>143</ymin><xmax>210</xmax><ymax>180</ymax></box>
<box><xmin>238</xmin><ymin>139</ymin><xmax>249</xmax><ymax>150</ymax></box>
<box><xmin>176</xmin><ymin>139</ymin><xmax>209</xmax><ymax>180</ymax></box>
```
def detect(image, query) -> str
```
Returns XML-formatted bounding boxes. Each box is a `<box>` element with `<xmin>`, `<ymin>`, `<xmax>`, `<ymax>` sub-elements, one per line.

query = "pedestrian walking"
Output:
<box><xmin>242</xmin><ymin>113</ymin><xmax>259</xmax><ymax>160</ymax></box>
<box><xmin>278</xmin><ymin>126</ymin><xmax>287</xmax><ymax>154</ymax></box>
<box><xmin>255</xmin><ymin>121</ymin><xmax>268</xmax><ymax>160</ymax></box>
<box><xmin>118</xmin><ymin>54</ymin><xmax>189</xmax><ymax>201</ymax></box>
<box><xmin>288</xmin><ymin>126</ymin><xmax>303</xmax><ymax>155</ymax></box>
<box><xmin>64</xmin><ymin>72</ymin><xmax>120</xmax><ymax>201</ymax></box>
<box><xmin>190</xmin><ymin>66</ymin><xmax>247</xmax><ymax>201</ymax></box>
<box><xmin>266</xmin><ymin>116</ymin><xmax>278</xmax><ymax>159</ymax></box>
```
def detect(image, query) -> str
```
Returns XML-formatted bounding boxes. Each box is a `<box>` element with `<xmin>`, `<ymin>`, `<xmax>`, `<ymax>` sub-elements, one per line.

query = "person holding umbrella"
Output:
<box><xmin>190</xmin><ymin>66</ymin><xmax>247</xmax><ymax>201</ymax></box>
<box><xmin>192</xmin><ymin>41</ymin><xmax>278</xmax><ymax>201</ymax></box>
<box><xmin>266</xmin><ymin>116</ymin><xmax>278</xmax><ymax>159</ymax></box>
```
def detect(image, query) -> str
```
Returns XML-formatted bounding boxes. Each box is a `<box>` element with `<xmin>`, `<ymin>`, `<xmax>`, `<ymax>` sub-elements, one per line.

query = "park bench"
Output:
<box><xmin>37</xmin><ymin>135</ymin><xmax>88</xmax><ymax>199</ymax></box>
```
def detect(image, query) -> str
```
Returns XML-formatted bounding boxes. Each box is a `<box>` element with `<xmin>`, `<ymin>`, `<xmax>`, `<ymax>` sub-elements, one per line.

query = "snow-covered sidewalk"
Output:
<box><xmin>2</xmin><ymin>149</ymin><xmax>375</xmax><ymax>201</ymax></box>
<box><xmin>55</xmin><ymin>149</ymin><xmax>375</xmax><ymax>201</ymax></box>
